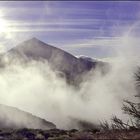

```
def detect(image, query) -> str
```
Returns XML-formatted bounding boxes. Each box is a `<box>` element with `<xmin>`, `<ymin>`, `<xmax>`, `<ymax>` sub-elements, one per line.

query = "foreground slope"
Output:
<box><xmin>0</xmin><ymin>104</ymin><xmax>56</xmax><ymax>130</ymax></box>
<box><xmin>0</xmin><ymin>128</ymin><xmax>139</xmax><ymax>140</ymax></box>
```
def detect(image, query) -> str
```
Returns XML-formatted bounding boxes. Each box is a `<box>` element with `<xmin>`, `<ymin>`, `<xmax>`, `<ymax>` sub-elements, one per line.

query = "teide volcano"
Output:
<box><xmin>0</xmin><ymin>38</ymin><xmax>109</xmax><ymax>130</ymax></box>
<box><xmin>0</xmin><ymin>37</ymin><xmax>108</xmax><ymax>84</ymax></box>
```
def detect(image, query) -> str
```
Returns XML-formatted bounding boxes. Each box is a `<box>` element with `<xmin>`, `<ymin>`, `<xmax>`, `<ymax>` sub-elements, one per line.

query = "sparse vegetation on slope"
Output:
<box><xmin>100</xmin><ymin>67</ymin><xmax>140</xmax><ymax>134</ymax></box>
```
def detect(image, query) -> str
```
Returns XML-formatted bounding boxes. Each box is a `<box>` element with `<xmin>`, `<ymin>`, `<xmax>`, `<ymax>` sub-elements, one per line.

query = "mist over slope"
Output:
<box><xmin>0</xmin><ymin>37</ymin><xmax>139</xmax><ymax>129</ymax></box>
<box><xmin>0</xmin><ymin>104</ymin><xmax>56</xmax><ymax>130</ymax></box>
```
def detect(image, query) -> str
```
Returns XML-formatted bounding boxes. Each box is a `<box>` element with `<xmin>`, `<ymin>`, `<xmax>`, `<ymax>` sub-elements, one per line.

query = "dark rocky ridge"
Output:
<box><xmin>0</xmin><ymin>127</ymin><xmax>139</xmax><ymax>140</ymax></box>
<box><xmin>0</xmin><ymin>104</ymin><xmax>56</xmax><ymax>130</ymax></box>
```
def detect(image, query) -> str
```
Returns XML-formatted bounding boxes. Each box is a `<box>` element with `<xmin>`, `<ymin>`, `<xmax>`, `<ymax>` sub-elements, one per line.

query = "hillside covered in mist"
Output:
<box><xmin>0</xmin><ymin>38</ymin><xmax>110</xmax><ymax>130</ymax></box>
<box><xmin>0</xmin><ymin>37</ymin><xmax>138</xmax><ymax>132</ymax></box>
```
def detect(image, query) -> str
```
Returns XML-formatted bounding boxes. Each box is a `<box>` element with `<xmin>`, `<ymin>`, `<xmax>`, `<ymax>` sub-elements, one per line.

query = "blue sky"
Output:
<box><xmin>0</xmin><ymin>1</ymin><xmax>140</xmax><ymax>58</ymax></box>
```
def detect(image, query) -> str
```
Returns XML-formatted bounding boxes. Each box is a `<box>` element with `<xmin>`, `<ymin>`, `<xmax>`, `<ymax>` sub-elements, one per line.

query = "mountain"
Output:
<box><xmin>0</xmin><ymin>104</ymin><xmax>56</xmax><ymax>130</ymax></box>
<box><xmin>0</xmin><ymin>38</ymin><xmax>110</xmax><ymax>130</ymax></box>
<box><xmin>0</xmin><ymin>37</ymin><xmax>109</xmax><ymax>84</ymax></box>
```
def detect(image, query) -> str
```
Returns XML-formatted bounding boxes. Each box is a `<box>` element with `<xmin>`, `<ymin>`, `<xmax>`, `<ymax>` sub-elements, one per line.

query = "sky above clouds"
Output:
<box><xmin>0</xmin><ymin>1</ymin><xmax>140</xmax><ymax>58</ymax></box>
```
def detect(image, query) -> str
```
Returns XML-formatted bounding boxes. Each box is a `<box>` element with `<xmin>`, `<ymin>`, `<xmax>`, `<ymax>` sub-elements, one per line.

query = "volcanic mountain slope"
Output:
<box><xmin>0</xmin><ymin>38</ymin><xmax>110</xmax><ymax>130</ymax></box>
<box><xmin>0</xmin><ymin>104</ymin><xmax>56</xmax><ymax>130</ymax></box>
<box><xmin>1</xmin><ymin>37</ymin><xmax>109</xmax><ymax>84</ymax></box>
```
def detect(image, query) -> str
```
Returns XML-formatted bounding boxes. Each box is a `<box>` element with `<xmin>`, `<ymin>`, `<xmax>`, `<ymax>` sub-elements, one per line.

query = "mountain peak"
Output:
<box><xmin>8</xmin><ymin>37</ymin><xmax>78</xmax><ymax>62</ymax></box>
<box><xmin>31</xmin><ymin>37</ymin><xmax>37</xmax><ymax>39</ymax></box>
<box><xmin>30</xmin><ymin>37</ymin><xmax>39</xmax><ymax>41</ymax></box>
<box><xmin>25</xmin><ymin>37</ymin><xmax>42</xmax><ymax>43</ymax></box>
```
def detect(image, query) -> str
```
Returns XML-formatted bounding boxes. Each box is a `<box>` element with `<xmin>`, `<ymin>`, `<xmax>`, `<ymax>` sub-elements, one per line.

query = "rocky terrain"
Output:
<box><xmin>0</xmin><ymin>128</ymin><xmax>139</xmax><ymax>140</ymax></box>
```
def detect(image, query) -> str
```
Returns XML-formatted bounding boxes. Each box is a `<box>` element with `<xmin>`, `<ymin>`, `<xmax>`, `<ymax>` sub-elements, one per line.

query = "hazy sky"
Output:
<box><xmin>0</xmin><ymin>1</ymin><xmax>140</xmax><ymax>58</ymax></box>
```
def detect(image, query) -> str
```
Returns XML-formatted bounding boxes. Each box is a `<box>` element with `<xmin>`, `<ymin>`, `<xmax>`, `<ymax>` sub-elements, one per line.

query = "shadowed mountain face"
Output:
<box><xmin>2</xmin><ymin>38</ymin><xmax>108</xmax><ymax>84</ymax></box>
<box><xmin>0</xmin><ymin>104</ymin><xmax>56</xmax><ymax>130</ymax></box>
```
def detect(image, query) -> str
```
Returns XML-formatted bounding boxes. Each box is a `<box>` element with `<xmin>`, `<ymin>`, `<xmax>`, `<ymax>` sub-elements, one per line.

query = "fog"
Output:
<box><xmin>0</xmin><ymin>24</ymin><xmax>140</xmax><ymax>129</ymax></box>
